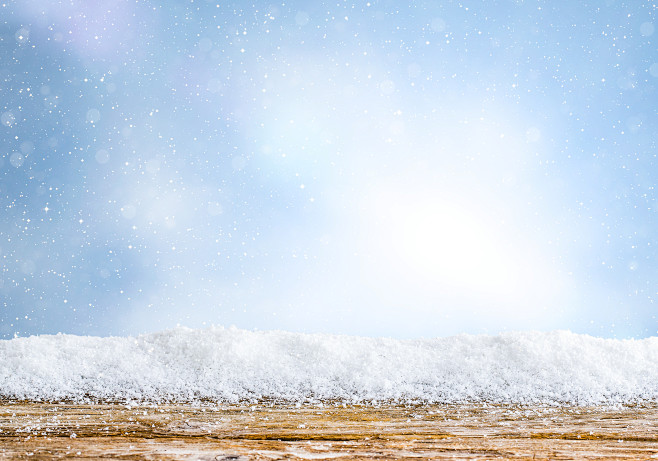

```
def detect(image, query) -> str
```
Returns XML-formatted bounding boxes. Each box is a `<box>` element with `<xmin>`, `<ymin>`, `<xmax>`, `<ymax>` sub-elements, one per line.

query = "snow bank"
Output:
<box><xmin>2</xmin><ymin>327</ymin><xmax>657</xmax><ymax>404</ymax></box>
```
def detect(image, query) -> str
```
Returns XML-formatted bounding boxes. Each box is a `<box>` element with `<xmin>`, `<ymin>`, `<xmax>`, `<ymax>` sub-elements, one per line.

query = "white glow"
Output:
<box><xmin>391</xmin><ymin>200</ymin><xmax>516</xmax><ymax>295</ymax></box>
<box><xmin>356</xmin><ymin>182</ymin><xmax>564</xmax><ymax>318</ymax></box>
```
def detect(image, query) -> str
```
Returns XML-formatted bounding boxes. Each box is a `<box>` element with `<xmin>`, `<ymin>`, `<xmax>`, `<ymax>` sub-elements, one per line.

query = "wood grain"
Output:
<box><xmin>1</xmin><ymin>400</ymin><xmax>657</xmax><ymax>459</ymax></box>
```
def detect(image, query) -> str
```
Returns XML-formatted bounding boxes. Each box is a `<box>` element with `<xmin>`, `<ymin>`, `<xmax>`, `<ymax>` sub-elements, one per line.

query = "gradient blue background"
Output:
<box><xmin>1</xmin><ymin>0</ymin><xmax>657</xmax><ymax>339</ymax></box>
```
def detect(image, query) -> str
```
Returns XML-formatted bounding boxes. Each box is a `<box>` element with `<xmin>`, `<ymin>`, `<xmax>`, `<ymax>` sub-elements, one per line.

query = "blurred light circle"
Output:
<box><xmin>95</xmin><ymin>149</ymin><xmax>110</xmax><ymax>164</ymax></box>
<box><xmin>207</xmin><ymin>78</ymin><xmax>223</xmax><ymax>93</ymax></box>
<box><xmin>380</xmin><ymin>80</ymin><xmax>395</xmax><ymax>95</ymax></box>
<box><xmin>295</xmin><ymin>12</ymin><xmax>310</xmax><ymax>26</ymax></box>
<box><xmin>20</xmin><ymin>141</ymin><xmax>34</xmax><ymax>154</ymax></box>
<box><xmin>1</xmin><ymin>111</ymin><xmax>15</xmax><ymax>127</ymax></box>
<box><xmin>9</xmin><ymin>152</ymin><xmax>24</xmax><ymax>168</ymax></box>
<box><xmin>640</xmin><ymin>22</ymin><xmax>654</xmax><ymax>37</ymax></box>
<box><xmin>198</xmin><ymin>37</ymin><xmax>213</xmax><ymax>53</ymax></box>
<box><xmin>121</xmin><ymin>204</ymin><xmax>137</xmax><ymax>219</ymax></box>
<box><xmin>649</xmin><ymin>63</ymin><xmax>658</xmax><ymax>78</ymax></box>
<box><xmin>145</xmin><ymin>158</ymin><xmax>161</xmax><ymax>174</ymax></box>
<box><xmin>207</xmin><ymin>202</ymin><xmax>224</xmax><ymax>216</ymax></box>
<box><xmin>15</xmin><ymin>27</ymin><xmax>29</xmax><ymax>44</ymax></box>
<box><xmin>431</xmin><ymin>18</ymin><xmax>446</xmax><ymax>32</ymax></box>
<box><xmin>232</xmin><ymin>156</ymin><xmax>247</xmax><ymax>170</ymax></box>
<box><xmin>86</xmin><ymin>108</ymin><xmax>101</xmax><ymax>123</ymax></box>
<box><xmin>407</xmin><ymin>63</ymin><xmax>422</xmax><ymax>78</ymax></box>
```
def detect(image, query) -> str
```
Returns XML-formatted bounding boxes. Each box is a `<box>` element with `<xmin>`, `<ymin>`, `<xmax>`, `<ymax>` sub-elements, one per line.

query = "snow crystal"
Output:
<box><xmin>1</xmin><ymin>327</ymin><xmax>657</xmax><ymax>405</ymax></box>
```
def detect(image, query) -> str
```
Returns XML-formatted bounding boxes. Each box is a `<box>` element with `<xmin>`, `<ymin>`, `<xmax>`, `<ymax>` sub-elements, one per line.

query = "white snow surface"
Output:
<box><xmin>2</xmin><ymin>326</ymin><xmax>658</xmax><ymax>404</ymax></box>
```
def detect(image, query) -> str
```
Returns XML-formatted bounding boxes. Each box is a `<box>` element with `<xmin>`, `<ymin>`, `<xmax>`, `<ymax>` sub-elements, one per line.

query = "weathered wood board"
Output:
<box><xmin>1</xmin><ymin>400</ymin><xmax>657</xmax><ymax>459</ymax></box>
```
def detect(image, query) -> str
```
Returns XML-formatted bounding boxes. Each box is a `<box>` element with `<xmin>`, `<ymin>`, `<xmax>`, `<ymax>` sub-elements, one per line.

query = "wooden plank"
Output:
<box><xmin>1</xmin><ymin>401</ymin><xmax>657</xmax><ymax>459</ymax></box>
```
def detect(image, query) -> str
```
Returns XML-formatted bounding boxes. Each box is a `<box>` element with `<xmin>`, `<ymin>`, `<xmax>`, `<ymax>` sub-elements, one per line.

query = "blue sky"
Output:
<box><xmin>1</xmin><ymin>0</ymin><xmax>657</xmax><ymax>339</ymax></box>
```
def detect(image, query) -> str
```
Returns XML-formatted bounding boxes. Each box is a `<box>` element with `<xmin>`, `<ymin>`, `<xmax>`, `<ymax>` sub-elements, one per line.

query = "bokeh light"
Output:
<box><xmin>1</xmin><ymin>1</ymin><xmax>657</xmax><ymax>339</ymax></box>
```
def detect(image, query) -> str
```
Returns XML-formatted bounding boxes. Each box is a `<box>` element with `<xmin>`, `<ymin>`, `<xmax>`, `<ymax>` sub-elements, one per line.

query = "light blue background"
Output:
<box><xmin>1</xmin><ymin>1</ymin><xmax>657</xmax><ymax>339</ymax></box>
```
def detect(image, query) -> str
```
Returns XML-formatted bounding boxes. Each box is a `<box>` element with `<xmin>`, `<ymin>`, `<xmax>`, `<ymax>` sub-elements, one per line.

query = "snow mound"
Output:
<box><xmin>2</xmin><ymin>327</ymin><xmax>657</xmax><ymax>404</ymax></box>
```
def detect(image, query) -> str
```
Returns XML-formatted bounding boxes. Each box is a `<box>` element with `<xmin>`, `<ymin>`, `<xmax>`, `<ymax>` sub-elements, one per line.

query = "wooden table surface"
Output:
<box><xmin>1</xmin><ymin>400</ymin><xmax>657</xmax><ymax>459</ymax></box>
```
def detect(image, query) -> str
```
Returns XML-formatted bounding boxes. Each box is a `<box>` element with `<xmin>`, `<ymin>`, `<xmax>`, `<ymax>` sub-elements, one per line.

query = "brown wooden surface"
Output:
<box><xmin>1</xmin><ymin>400</ymin><xmax>657</xmax><ymax>459</ymax></box>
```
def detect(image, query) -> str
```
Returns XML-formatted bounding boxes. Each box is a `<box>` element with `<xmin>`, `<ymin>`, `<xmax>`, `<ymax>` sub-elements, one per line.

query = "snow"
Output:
<box><xmin>1</xmin><ymin>326</ymin><xmax>657</xmax><ymax>404</ymax></box>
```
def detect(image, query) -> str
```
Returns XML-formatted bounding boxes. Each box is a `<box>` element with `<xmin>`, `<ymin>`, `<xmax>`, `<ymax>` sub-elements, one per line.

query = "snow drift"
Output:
<box><xmin>2</xmin><ymin>326</ymin><xmax>657</xmax><ymax>404</ymax></box>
